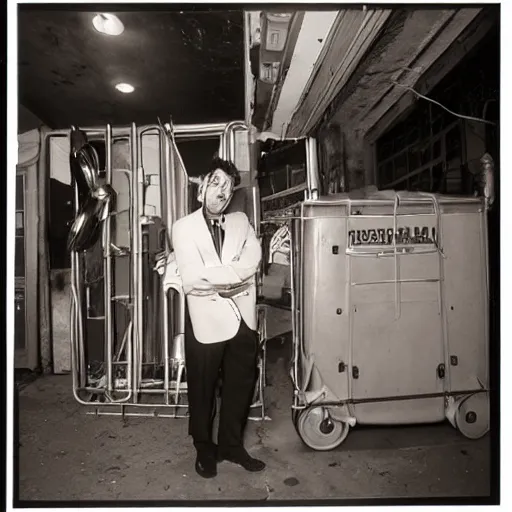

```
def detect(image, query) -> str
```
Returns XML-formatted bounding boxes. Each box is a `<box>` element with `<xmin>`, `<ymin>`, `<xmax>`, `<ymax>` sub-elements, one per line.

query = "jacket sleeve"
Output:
<box><xmin>172</xmin><ymin>220</ymin><xmax>211</xmax><ymax>295</ymax></box>
<box><xmin>173</xmin><ymin>214</ymin><xmax>261</xmax><ymax>291</ymax></box>
<box><xmin>228</xmin><ymin>214</ymin><xmax>262</xmax><ymax>282</ymax></box>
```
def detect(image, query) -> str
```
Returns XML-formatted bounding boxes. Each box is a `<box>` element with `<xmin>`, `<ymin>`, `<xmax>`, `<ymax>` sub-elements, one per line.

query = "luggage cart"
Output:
<box><xmin>290</xmin><ymin>190</ymin><xmax>490</xmax><ymax>450</ymax></box>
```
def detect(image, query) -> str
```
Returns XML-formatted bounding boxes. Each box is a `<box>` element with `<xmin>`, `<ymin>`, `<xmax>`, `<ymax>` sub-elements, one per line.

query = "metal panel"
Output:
<box><xmin>442</xmin><ymin>212</ymin><xmax>489</xmax><ymax>392</ymax></box>
<box><xmin>301</xmin><ymin>214</ymin><xmax>349</xmax><ymax>400</ymax></box>
<box><xmin>15</xmin><ymin>175</ymin><xmax>26</xmax><ymax>278</ymax></box>
<box><xmin>353</xmin><ymin>397</ymin><xmax>446</xmax><ymax>425</ymax></box>
<box><xmin>348</xmin><ymin>215</ymin><xmax>440</xmax><ymax>284</ymax></box>
<box><xmin>351</xmin><ymin>301</ymin><xmax>445</xmax><ymax>400</ymax></box>
<box><xmin>15</xmin><ymin>164</ymin><xmax>39</xmax><ymax>370</ymax></box>
<box><xmin>351</xmin><ymin>282</ymin><xmax>439</xmax><ymax>306</ymax></box>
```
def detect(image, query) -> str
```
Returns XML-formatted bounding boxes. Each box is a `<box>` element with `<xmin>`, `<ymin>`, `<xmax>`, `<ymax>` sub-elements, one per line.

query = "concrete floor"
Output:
<box><xmin>16</xmin><ymin>276</ymin><xmax>492</xmax><ymax>502</ymax></box>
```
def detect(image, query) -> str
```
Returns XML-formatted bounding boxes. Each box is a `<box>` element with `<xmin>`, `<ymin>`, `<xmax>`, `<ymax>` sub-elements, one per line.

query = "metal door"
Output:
<box><xmin>347</xmin><ymin>202</ymin><xmax>447</xmax><ymax>402</ymax></box>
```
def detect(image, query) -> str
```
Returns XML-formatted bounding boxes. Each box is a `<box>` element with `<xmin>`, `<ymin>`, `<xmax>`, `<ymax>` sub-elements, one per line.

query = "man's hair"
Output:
<box><xmin>207</xmin><ymin>156</ymin><xmax>241</xmax><ymax>187</ymax></box>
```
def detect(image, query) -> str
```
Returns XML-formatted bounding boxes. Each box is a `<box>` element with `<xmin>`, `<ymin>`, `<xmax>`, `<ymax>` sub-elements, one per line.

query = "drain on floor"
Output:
<box><xmin>284</xmin><ymin>477</ymin><xmax>299</xmax><ymax>487</ymax></box>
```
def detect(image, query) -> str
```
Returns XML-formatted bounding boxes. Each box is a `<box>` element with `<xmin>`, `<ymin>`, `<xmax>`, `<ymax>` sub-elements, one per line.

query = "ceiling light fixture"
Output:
<box><xmin>115</xmin><ymin>83</ymin><xmax>135</xmax><ymax>94</ymax></box>
<box><xmin>92</xmin><ymin>13</ymin><xmax>125</xmax><ymax>36</ymax></box>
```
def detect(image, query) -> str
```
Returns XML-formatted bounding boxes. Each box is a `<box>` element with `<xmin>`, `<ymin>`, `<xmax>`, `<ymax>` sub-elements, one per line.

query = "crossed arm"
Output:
<box><xmin>172</xmin><ymin>216</ymin><xmax>262</xmax><ymax>296</ymax></box>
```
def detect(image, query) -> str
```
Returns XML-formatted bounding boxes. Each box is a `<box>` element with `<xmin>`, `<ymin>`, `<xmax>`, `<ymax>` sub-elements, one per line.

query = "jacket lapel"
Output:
<box><xmin>192</xmin><ymin>209</ymin><xmax>222</xmax><ymax>266</ymax></box>
<box><xmin>221</xmin><ymin>213</ymin><xmax>244</xmax><ymax>264</ymax></box>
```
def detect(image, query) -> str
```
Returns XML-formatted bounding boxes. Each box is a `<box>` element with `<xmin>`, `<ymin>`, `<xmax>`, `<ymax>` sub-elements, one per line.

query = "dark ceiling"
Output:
<box><xmin>18</xmin><ymin>7</ymin><xmax>245</xmax><ymax>128</ymax></box>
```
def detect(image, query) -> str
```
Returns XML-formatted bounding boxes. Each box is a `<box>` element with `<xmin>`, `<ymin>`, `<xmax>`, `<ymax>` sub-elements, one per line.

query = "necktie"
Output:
<box><xmin>212</xmin><ymin>219</ymin><xmax>224</xmax><ymax>257</ymax></box>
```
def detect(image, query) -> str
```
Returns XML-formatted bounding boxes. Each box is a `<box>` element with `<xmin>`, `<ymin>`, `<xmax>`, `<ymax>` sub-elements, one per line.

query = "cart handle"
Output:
<box><xmin>347</xmin><ymin>244</ymin><xmax>446</xmax><ymax>258</ymax></box>
<box><xmin>346</xmin><ymin>246</ymin><xmax>439</xmax><ymax>257</ymax></box>
<box><xmin>377</xmin><ymin>247</ymin><xmax>415</xmax><ymax>257</ymax></box>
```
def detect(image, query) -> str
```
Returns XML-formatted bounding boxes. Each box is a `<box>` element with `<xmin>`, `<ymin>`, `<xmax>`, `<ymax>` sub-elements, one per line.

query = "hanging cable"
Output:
<box><xmin>391</xmin><ymin>81</ymin><xmax>497</xmax><ymax>126</ymax></box>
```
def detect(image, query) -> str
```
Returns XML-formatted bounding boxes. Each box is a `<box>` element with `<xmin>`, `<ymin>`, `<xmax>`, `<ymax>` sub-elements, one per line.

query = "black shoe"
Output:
<box><xmin>218</xmin><ymin>447</ymin><xmax>266</xmax><ymax>472</ymax></box>
<box><xmin>195</xmin><ymin>451</ymin><xmax>217</xmax><ymax>478</ymax></box>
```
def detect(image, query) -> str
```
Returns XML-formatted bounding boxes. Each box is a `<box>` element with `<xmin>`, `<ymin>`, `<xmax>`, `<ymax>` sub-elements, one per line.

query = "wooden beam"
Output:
<box><xmin>317</xmin><ymin>122</ymin><xmax>345</xmax><ymax>194</ymax></box>
<box><xmin>365</xmin><ymin>7</ymin><xmax>498</xmax><ymax>143</ymax></box>
<box><xmin>325</xmin><ymin>9</ymin><xmax>460</xmax><ymax>131</ymax></box>
<box><xmin>286</xmin><ymin>8</ymin><xmax>392</xmax><ymax>138</ymax></box>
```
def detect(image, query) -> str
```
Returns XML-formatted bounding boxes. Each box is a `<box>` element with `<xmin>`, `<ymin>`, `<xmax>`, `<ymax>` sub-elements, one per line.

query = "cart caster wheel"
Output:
<box><xmin>455</xmin><ymin>392</ymin><xmax>490</xmax><ymax>440</ymax></box>
<box><xmin>296</xmin><ymin>406</ymin><xmax>350</xmax><ymax>451</ymax></box>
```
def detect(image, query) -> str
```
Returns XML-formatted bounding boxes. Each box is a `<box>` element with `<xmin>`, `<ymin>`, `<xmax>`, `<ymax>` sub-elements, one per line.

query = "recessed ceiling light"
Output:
<box><xmin>115</xmin><ymin>83</ymin><xmax>135</xmax><ymax>94</ymax></box>
<box><xmin>92</xmin><ymin>13</ymin><xmax>124</xmax><ymax>36</ymax></box>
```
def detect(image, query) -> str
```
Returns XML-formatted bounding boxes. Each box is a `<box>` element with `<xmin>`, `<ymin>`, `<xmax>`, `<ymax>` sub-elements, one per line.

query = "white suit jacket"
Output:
<box><xmin>172</xmin><ymin>208</ymin><xmax>261</xmax><ymax>344</ymax></box>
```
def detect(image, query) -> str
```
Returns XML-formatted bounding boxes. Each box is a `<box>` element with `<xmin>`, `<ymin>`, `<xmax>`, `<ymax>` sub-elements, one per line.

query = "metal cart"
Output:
<box><xmin>290</xmin><ymin>190</ymin><xmax>490</xmax><ymax>450</ymax></box>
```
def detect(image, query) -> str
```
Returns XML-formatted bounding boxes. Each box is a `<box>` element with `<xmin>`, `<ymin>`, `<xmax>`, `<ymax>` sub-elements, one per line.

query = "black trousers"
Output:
<box><xmin>184</xmin><ymin>308</ymin><xmax>259</xmax><ymax>455</ymax></box>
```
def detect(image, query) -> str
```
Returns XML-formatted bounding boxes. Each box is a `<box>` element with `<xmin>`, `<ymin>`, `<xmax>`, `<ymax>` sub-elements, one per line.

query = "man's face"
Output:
<box><xmin>201</xmin><ymin>168</ymin><xmax>235</xmax><ymax>216</ymax></box>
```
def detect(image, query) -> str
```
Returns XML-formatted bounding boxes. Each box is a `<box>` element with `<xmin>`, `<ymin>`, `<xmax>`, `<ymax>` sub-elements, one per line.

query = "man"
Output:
<box><xmin>172</xmin><ymin>157</ymin><xmax>266</xmax><ymax>478</ymax></box>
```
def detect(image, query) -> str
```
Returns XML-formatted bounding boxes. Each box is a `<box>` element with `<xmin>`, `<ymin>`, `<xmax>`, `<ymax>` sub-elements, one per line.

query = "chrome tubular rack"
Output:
<box><xmin>53</xmin><ymin>120</ymin><xmax>268</xmax><ymax>419</ymax></box>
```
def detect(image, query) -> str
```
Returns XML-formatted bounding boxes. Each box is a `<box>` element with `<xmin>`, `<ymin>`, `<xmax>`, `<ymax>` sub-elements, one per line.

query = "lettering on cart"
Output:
<box><xmin>348</xmin><ymin>227</ymin><xmax>437</xmax><ymax>246</ymax></box>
